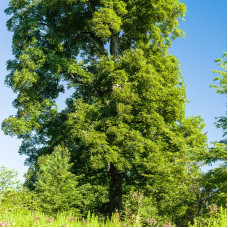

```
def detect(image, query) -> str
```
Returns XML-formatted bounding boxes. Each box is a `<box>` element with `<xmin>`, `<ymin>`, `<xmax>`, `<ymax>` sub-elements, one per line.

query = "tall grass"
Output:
<box><xmin>0</xmin><ymin>207</ymin><xmax>142</xmax><ymax>227</ymax></box>
<box><xmin>189</xmin><ymin>206</ymin><xmax>227</xmax><ymax>227</ymax></box>
<box><xmin>2</xmin><ymin>205</ymin><xmax>226</xmax><ymax>227</ymax></box>
<box><xmin>1</xmin><ymin>189</ymin><xmax>226</xmax><ymax>227</ymax></box>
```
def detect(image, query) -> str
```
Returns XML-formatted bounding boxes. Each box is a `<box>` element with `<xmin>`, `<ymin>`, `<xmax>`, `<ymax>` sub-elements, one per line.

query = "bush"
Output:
<box><xmin>189</xmin><ymin>205</ymin><xmax>227</xmax><ymax>227</ymax></box>
<box><xmin>0</xmin><ymin>187</ymin><xmax>39</xmax><ymax>212</ymax></box>
<box><xmin>122</xmin><ymin>191</ymin><xmax>175</xmax><ymax>227</ymax></box>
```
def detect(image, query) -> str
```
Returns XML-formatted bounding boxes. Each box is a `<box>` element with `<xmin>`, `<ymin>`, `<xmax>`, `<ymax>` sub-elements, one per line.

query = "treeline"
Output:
<box><xmin>1</xmin><ymin>0</ymin><xmax>227</xmax><ymax>226</ymax></box>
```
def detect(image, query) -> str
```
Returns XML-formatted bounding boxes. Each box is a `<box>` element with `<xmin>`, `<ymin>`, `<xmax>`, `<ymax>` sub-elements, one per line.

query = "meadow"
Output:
<box><xmin>0</xmin><ymin>191</ymin><xmax>227</xmax><ymax>227</ymax></box>
<box><xmin>0</xmin><ymin>207</ymin><xmax>227</xmax><ymax>227</ymax></box>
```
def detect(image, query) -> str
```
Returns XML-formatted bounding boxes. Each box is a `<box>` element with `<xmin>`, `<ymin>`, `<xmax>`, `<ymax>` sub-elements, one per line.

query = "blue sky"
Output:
<box><xmin>0</xmin><ymin>0</ymin><xmax>227</xmax><ymax>180</ymax></box>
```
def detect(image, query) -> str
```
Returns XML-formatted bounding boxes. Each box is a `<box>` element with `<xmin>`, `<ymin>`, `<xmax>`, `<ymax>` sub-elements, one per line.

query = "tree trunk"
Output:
<box><xmin>109</xmin><ymin>163</ymin><xmax>123</xmax><ymax>214</ymax></box>
<box><xmin>110</xmin><ymin>33</ymin><xmax>119</xmax><ymax>60</ymax></box>
<box><xmin>109</xmin><ymin>33</ymin><xmax>122</xmax><ymax>215</ymax></box>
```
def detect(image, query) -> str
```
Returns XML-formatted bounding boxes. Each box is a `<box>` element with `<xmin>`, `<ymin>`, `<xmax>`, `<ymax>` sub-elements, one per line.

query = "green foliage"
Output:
<box><xmin>211</xmin><ymin>52</ymin><xmax>227</xmax><ymax>95</ymax></box>
<box><xmin>1</xmin><ymin>205</ymin><xmax>226</xmax><ymax>227</ymax></box>
<box><xmin>211</xmin><ymin>52</ymin><xmax>227</xmax><ymax>136</ymax></box>
<box><xmin>189</xmin><ymin>206</ymin><xmax>227</xmax><ymax>227</ymax></box>
<box><xmin>2</xmin><ymin>0</ymin><xmax>208</xmax><ymax>223</ymax></box>
<box><xmin>203</xmin><ymin>163</ymin><xmax>227</xmax><ymax>207</ymax></box>
<box><xmin>35</xmin><ymin>145</ymin><xmax>82</xmax><ymax>214</ymax></box>
<box><xmin>202</xmin><ymin>142</ymin><xmax>227</xmax><ymax>208</ymax></box>
<box><xmin>0</xmin><ymin>165</ymin><xmax>21</xmax><ymax>193</ymax></box>
<box><xmin>122</xmin><ymin>191</ymin><xmax>175</xmax><ymax>227</ymax></box>
<box><xmin>0</xmin><ymin>209</ymin><xmax>143</xmax><ymax>227</ymax></box>
<box><xmin>0</xmin><ymin>187</ymin><xmax>39</xmax><ymax>212</ymax></box>
<box><xmin>200</xmin><ymin>53</ymin><xmax>227</xmax><ymax>208</ymax></box>
<box><xmin>1</xmin><ymin>184</ymin><xmax>225</xmax><ymax>227</ymax></box>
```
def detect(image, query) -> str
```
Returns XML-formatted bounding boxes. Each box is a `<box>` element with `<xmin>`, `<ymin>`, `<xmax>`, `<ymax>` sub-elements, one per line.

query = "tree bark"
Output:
<box><xmin>110</xmin><ymin>33</ymin><xmax>119</xmax><ymax>60</ymax></box>
<box><xmin>109</xmin><ymin>33</ymin><xmax>122</xmax><ymax>215</ymax></box>
<box><xmin>109</xmin><ymin>163</ymin><xmax>123</xmax><ymax>214</ymax></box>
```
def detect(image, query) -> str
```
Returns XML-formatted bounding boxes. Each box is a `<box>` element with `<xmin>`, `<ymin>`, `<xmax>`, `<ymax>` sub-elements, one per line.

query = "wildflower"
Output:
<box><xmin>46</xmin><ymin>216</ymin><xmax>54</xmax><ymax>223</ymax></box>
<box><xmin>67</xmin><ymin>217</ymin><xmax>75</xmax><ymax>221</ymax></box>
<box><xmin>164</xmin><ymin>221</ymin><xmax>174</xmax><ymax>227</ymax></box>
<box><xmin>0</xmin><ymin>222</ymin><xmax>8</xmax><ymax>227</ymax></box>
<box><xmin>147</xmin><ymin>218</ymin><xmax>157</xmax><ymax>226</ymax></box>
<box><xmin>33</xmin><ymin>216</ymin><xmax>41</xmax><ymax>221</ymax></box>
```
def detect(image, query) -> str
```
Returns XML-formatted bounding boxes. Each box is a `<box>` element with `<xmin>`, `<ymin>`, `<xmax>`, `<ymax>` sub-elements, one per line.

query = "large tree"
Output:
<box><xmin>3</xmin><ymin>0</ymin><xmax>207</xmax><ymax>218</ymax></box>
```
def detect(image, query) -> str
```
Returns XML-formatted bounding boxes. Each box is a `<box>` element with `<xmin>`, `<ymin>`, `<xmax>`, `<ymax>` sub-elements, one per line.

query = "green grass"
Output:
<box><xmin>0</xmin><ymin>208</ymin><xmax>142</xmax><ymax>227</ymax></box>
<box><xmin>1</xmin><ymin>203</ymin><xmax>227</xmax><ymax>227</ymax></box>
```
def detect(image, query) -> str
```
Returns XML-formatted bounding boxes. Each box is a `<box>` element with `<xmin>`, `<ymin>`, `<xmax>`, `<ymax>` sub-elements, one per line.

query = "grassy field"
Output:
<box><xmin>0</xmin><ymin>209</ymin><xmax>144</xmax><ymax>227</ymax></box>
<box><xmin>0</xmin><ymin>207</ymin><xmax>227</xmax><ymax>227</ymax></box>
<box><xmin>0</xmin><ymin>189</ymin><xmax>226</xmax><ymax>227</ymax></box>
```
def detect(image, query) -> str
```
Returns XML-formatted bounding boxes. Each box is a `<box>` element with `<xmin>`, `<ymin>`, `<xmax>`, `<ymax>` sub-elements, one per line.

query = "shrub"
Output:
<box><xmin>122</xmin><ymin>191</ymin><xmax>174</xmax><ymax>227</ymax></box>
<box><xmin>0</xmin><ymin>187</ymin><xmax>39</xmax><ymax>212</ymax></box>
<box><xmin>189</xmin><ymin>205</ymin><xmax>227</xmax><ymax>227</ymax></box>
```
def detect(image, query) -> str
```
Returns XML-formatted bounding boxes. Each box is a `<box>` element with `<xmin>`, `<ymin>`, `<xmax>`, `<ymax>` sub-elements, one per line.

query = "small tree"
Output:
<box><xmin>35</xmin><ymin>145</ymin><xmax>81</xmax><ymax>214</ymax></box>
<box><xmin>0</xmin><ymin>165</ymin><xmax>21</xmax><ymax>194</ymax></box>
